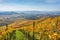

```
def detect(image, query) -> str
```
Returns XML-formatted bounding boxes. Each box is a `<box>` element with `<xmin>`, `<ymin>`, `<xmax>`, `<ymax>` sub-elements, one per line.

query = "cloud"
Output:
<box><xmin>0</xmin><ymin>4</ymin><xmax>60</xmax><ymax>11</ymax></box>
<box><xmin>0</xmin><ymin>0</ymin><xmax>4</xmax><ymax>2</ymax></box>
<box><xmin>0</xmin><ymin>0</ymin><xmax>60</xmax><ymax>11</ymax></box>
<box><xmin>0</xmin><ymin>4</ymin><xmax>41</xmax><ymax>11</ymax></box>
<box><xmin>45</xmin><ymin>0</ymin><xmax>59</xmax><ymax>3</ymax></box>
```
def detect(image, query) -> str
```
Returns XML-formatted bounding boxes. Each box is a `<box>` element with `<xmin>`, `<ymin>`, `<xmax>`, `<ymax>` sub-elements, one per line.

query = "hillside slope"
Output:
<box><xmin>0</xmin><ymin>16</ymin><xmax>60</xmax><ymax>40</ymax></box>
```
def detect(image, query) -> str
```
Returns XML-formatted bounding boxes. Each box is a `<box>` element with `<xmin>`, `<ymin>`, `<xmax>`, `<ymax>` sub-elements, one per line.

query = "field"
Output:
<box><xmin>0</xmin><ymin>16</ymin><xmax>60</xmax><ymax>40</ymax></box>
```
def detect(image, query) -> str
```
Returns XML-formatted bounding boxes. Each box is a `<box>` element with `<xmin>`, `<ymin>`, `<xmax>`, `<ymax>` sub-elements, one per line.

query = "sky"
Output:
<box><xmin>0</xmin><ymin>0</ymin><xmax>60</xmax><ymax>11</ymax></box>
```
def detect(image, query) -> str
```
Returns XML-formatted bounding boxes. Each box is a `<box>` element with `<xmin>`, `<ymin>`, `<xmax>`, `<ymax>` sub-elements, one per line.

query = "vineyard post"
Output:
<box><xmin>5</xmin><ymin>24</ymin><xmax>9</xmax><ymax>40</ymax></box>
<box><xmin>5</xmin><ymin>24</ymin><xmax>8</xmax><ymax>31</ymax></box>
<box><xmin>56</xmin><ymin>17</ymin><xmax>58</xmax><ymax>29</ymax></box>
<box><xmin>56</xmin><ymin>17</ymin><xmax>58</xmax><ymax>40</ymax></box>
<box><xmin>33</xmin><ymin>21</ymin><xmax>35</xmax><ymax>40</ymax></box>
<box><xmin>6</xmin><ymin>24</ymin><xmax>8</xmax><ymax>27</ymax></box>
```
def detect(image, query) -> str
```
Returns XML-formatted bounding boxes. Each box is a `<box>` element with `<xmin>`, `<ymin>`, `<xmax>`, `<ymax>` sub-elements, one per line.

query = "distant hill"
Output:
<box><xmin>0</xmin><ymin>11</ymin><xmax>60</xmax><ymax>26</ymax></box>
<box><xmin>0</xmin><ymin>12</ymin><xmax>18</xmax><ymax>15</ymax></box>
